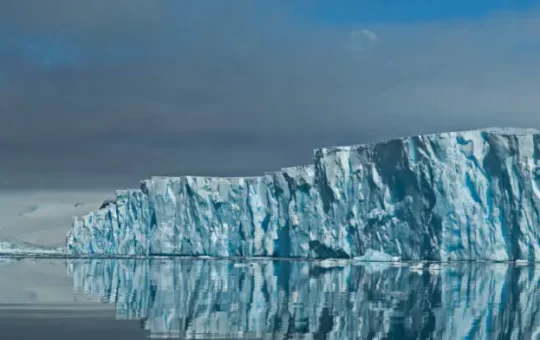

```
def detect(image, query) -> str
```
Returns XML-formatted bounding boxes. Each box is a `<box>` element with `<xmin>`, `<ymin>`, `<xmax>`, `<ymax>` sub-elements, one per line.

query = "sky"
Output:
<box><xmin>2</xmin><ymin>0</ymin><xmax>540</xmax><ymax>190</ymax></box>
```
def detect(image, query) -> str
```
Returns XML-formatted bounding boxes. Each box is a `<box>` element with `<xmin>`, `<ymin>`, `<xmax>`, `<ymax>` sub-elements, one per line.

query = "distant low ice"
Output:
<box><xmin>0</xmin><ymin>191</ymin><xmax>108</xmax><ymax>256</ymax></box>
<box><xmin>0</xmin><ymin>239</ymin><xmax>64</xmax><ymax>256</ymax></box>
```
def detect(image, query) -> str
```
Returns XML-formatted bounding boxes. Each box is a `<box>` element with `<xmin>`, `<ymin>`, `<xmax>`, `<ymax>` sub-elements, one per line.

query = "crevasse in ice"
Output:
<box><xmin>66</xmin><ymin>128</ymin><xmax>540</xmax><ymax>260</ymax></box>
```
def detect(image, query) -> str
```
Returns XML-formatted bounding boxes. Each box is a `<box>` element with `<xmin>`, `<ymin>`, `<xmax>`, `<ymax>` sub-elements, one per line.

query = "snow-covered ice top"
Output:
<box><xmin>66</xmin><ymin>127</ymin><xmax>540</xmax><ymax>261</ymax></box>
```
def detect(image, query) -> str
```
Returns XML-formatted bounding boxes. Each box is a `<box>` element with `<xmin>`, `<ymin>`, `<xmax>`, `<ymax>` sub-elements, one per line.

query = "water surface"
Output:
<box><xmin>1</xmin><ymin>258</ymin><xmax>539</xmax><ymax>339</ymax></box>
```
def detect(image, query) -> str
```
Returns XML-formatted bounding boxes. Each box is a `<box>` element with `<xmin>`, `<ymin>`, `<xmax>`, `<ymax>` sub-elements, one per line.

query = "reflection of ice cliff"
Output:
<box><xmin>67</xmin><ymin>259</ymin><xmax>540</xmax><ymax>339</ymax></box>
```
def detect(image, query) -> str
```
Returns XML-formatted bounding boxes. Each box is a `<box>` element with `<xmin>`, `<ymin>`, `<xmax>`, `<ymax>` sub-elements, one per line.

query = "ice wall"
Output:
<box><xmin>66</xmin><ymin>128</ymin><xmax>540</xmax><ymax>260</ymax></box>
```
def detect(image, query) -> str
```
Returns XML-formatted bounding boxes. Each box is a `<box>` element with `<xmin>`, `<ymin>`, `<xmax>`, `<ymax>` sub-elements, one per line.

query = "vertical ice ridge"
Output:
<box><xmin>67</xmin><ymin>128</ymin><xmax>540</xmax><ymax>260</ymax></box>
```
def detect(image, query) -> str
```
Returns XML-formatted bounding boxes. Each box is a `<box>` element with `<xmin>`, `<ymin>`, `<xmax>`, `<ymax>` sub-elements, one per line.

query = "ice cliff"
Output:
<box><xmin>66</xmin><ymin>127</ymin><xmax>540</xmax><ymax>261</ymax></box>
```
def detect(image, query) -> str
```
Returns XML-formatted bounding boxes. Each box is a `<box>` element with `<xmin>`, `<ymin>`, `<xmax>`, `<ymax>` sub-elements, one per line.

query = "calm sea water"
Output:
<box><xmin>0</xmin><ymin>258</ymin><xmax>538</xmax><ymax>339</ymax></box>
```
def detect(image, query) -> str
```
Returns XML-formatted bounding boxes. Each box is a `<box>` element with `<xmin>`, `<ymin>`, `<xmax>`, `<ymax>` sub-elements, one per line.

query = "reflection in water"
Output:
<box><xmin>67</xmin><ymin>259</ymin><xmax>540</xmax><ymax>339</ymax></box>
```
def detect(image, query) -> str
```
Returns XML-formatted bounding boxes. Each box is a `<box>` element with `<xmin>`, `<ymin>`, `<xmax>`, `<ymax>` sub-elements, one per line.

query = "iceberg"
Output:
<box><xmin>66</xmin><ymin>127</ymin><xmax>540</xmax><ymax>261</ymax></box>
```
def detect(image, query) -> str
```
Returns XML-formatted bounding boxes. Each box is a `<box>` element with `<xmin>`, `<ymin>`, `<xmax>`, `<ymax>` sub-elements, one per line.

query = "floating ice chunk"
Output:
<box><xmin>353</xmin><ymin>249</ymin><xmax>394</xmax><ymax>262</ymax></box>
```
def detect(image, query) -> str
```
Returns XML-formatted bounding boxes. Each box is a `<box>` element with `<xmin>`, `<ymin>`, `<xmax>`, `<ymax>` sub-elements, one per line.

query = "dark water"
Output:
<box><xmin>1</xmin><ymin>258</ymin><xmax>539</xmax><ymax>339</ymax></box>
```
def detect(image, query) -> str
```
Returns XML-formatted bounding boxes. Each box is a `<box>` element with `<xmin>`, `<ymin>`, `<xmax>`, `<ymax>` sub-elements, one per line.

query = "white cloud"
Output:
<box><xmin>347</xmin><ymin>29</ymin><xmax>378</xmax><ymax>50</ymax></box>
<box><xmin>353</xmin><ymin>29</ymin><xmax>378</xmax><ymax>41</ymax></box>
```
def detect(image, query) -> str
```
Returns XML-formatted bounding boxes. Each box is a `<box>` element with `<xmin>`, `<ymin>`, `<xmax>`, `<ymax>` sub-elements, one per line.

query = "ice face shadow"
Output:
<box><xmin>67</xmin><ymin>259</ymin><xmax>540</xmax><ymax>339</ymax></box>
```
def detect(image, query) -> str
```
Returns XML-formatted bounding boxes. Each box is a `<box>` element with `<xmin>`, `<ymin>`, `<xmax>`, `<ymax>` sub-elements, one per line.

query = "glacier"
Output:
<box><xmin>66</xmin><ymin>127</ymin><xmax>540</xmax><ymax>261</ymax></box>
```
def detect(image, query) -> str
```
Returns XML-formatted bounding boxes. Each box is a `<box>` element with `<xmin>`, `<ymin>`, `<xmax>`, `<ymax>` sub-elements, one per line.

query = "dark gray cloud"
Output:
<box><xmin>2</xmin><ymin>1</ymin><xmax>540</xmax><ymax>189</ymax></box>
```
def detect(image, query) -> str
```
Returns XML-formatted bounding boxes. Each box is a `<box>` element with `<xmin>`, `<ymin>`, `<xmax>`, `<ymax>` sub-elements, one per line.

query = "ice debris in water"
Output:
<box><xmin>353</xmin><ymin>249</ymin><xmax>395</xmax><ymax>262</ymax></box>
<box><xmin>66</xmin><ymin>127</ymin><xmax>540</xmax><ymax>261</ymax></box>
